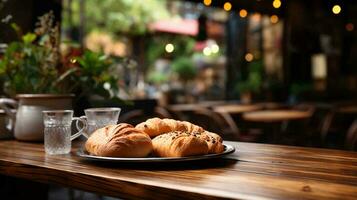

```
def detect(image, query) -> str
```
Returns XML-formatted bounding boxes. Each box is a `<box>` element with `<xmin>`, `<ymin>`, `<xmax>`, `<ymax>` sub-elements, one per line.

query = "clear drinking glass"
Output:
<box><xmin>43</xmin><ymin>110</ymin><xmax>86</xmax><ymax>155</ymax></box>
<box><xmin>76</xmin><ymin>107</ymin><xmax>121</xmax><ymax>137</ymax></box>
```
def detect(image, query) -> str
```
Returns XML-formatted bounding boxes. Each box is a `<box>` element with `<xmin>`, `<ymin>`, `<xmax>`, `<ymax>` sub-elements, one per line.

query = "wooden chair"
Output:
<box><xmin>321</xmin><ymin>105</ymin><xmax>356</xmax><ymax>149</ymax></box>
<box><xmin>118</xmin><ymin>109</ymin><xmax>146</xmax><ymax>125</ymax></box>
<box><xmin>302</xmin><ymin>103</ymin><xmax>332</xmax><ymax>147</ymax></box>
<box><xmin>154</xmin><ymin>107</ymin><xmax>173</xmax><ymax>119</ymax></box>
<box><xmin>320</xmin><ymin>110</ymin><xmax>335</xmax><ymax>142</ymax></box>
<box><xmin>345</xmin><ymin>120</ymin><xmax>357</xmax><ymax>151</ymax></box>
<box><xmin>189</xmin><ymin>108</ymin><xmax>228</xmax><ymax>134</ymax></box>
<box><xmin>190</xmin><ymin>108</ymin><xmax>260</xmax><ymax>142</ymax></box>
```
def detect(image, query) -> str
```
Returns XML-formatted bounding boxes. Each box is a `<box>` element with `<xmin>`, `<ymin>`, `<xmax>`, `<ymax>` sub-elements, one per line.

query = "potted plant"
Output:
<box><xmin>0</xmin><ymin>12</ymin><xmax>77</xmax><ymax>141</ymax></box>
<box><xmin>68</xmin><ymin>49</ymin><xmax>122</xmax><ymax>113</ymax></box>
<box><xmin>0</xmin><ymin>12</ymin><xmax>120</xmax><ymax>141</ymax></box>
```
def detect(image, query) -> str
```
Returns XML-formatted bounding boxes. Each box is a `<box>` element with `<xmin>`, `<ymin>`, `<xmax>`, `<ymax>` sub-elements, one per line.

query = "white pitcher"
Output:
<box><xmin>0</xmin><ymin>94</ymin><xmax>74</xmax><ymax>141</ymax></box>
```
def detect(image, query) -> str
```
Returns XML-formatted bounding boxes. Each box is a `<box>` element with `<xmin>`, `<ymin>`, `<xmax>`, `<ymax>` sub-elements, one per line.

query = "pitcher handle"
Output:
<box><xmin>0</xmin><ymin>98</ymin><xmax>18</xmax><ymax>131</ymax></box>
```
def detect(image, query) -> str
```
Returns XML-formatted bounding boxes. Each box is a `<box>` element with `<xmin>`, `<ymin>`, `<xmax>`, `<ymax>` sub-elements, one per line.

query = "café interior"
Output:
<box><xmin>0</xmin><ymin>0</ymin><xmax>356</xmax><ymax>199</ymax></box>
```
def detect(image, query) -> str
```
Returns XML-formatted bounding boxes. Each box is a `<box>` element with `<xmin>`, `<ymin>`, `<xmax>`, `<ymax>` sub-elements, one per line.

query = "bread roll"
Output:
<box><xmin>136</xmin><ymin>118</ymin><xmax>204</xmax><ymax>137</ymax></box>
<box><xmin>200</xmin><ymin>131</ymin><xmax>224</xmax><ymax>154</ymax></box>
<box><xmin>85</xmin><ymin>123</ymin><xmax>152</xmax><ymax>157</ymax></box>
<box><xmin>152</xmin><ymin>131</ymin><xmax>209</xmax><ymax>157</ymax></box>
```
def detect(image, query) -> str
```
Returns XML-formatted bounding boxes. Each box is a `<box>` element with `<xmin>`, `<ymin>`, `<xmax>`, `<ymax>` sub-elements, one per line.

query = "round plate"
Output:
<box><xmin>77</xmin><ymin>144</ymin><xmax>235</xmax><ymax>163</ymax></box>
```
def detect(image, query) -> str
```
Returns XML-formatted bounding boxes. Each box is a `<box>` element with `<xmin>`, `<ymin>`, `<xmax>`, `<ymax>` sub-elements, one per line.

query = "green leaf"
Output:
<box><xmin>22</xmin><ymin>33</ymin><xmax>37</xmax><ymax>44</ymax></box>
<box><xmin>11</xmin><ymin>23</ymin><xmax>23</xmax><ymax>39</ymax></box>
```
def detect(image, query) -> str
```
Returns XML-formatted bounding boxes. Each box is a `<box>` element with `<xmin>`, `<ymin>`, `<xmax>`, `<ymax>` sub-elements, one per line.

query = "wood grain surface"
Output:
<box><xmin>0</xmin><ymin>140</ymin><xmax>356</xmax><ymax>200</ymax></box>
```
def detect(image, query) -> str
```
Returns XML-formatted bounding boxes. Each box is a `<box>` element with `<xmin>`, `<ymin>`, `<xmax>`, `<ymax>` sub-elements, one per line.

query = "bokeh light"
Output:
<box><xmin>270</xmin><ymin>15</ymin><xmax>279</xmax><ymax>24</ymax></box>
<box><xmin>203</xmin><ymin>47</ymin><xmax>212</xmax><ymax>56</ymax></box>
<box><xmin>211</xmin><ymin>44</ymin><xmax>219</xmax><ymax>53</ymax></box>
<box><xmin>332</xmin><ymin>5</ymin><xmax>341</xmax><ymax>15</ymax></box>
<box><xmin>245</xmin><ymin>53</ymin><xmax>254</xmax><ymax>62</ymax></box>
<box><xmin>346</xmin><ymin>23</ymin><xmax>354</xmax><ymax>32</ymax></box>
<box><xmin>272</xmin><ymin>0</ymin><xmax>281</xmax><ymax>9</ymax></box>
<box><xmin>203</xmin><ymin>0</ymin><xmax>211</xmax><ymax>6</ymax></box>
<box><xmin>239</xmin><ymin>9</ymin><xmax>248</xmax><ymax>18</ymax></box>
<box><xmin>223</xmin><ymin>2</ymin><xmax>232</xmax><ymax>11</ymax></box>
<box><xmin>165</xmin><ymin>43</ymin><xmax>174</xmax><ymax>53</ymax></box>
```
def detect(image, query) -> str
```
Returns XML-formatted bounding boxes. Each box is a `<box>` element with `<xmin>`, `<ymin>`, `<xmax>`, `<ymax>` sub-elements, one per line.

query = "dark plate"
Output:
<box><xmin>76</xmin><ymin>144</ymin><xmax>235</xmax><ymax>163</ymax></box>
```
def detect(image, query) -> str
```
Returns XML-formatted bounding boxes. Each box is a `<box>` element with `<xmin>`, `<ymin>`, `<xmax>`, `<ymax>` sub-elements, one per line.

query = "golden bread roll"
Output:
<box><xmin>152</xmin><ymin>131</ymin><xmax>209</xmax><ymax>157</ymax></box>
<box><xmin>135</xmin><ymin>118</ymin><xmax>204</xmax><ymax>137</ymax></box>
<box><xmin>85</xmin><ymin>123</ymin><xmax>152</xmax><ymax>157</ymax></box>
<box><xmin>200</xmin><ymin>131</ymin><xmax>225</xmax><ymax>154</ymax></box>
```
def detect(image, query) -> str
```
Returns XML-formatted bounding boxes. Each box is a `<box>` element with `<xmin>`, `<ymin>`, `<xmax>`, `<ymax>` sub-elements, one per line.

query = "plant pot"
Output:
<box><xmin>0</xmin><ymin>94</ymin><xmax>74</xmax><ymax>142</ymax></box>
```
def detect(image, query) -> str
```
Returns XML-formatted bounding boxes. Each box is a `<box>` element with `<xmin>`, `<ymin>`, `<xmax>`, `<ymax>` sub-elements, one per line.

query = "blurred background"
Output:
<box><xmin>0</xmin><ymin>1</ymin><xmax>356</xmax><ymax>199</ymax></box>
<box><xmin>0</xmin><ymin>0</ymin><xmax>356</xmax><ymax>151</ymax></box>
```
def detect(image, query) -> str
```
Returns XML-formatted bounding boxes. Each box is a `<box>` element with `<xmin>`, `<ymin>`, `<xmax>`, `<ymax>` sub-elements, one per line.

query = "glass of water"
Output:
<box><xmin>43</xmin><ymin>110</ymin><xmax>86</xmax><ymax>155</ymax></box>
<box><xmin>76</xmin><ymin>107</ymin><xmax>121</xmax><ymax>138</ymax></box>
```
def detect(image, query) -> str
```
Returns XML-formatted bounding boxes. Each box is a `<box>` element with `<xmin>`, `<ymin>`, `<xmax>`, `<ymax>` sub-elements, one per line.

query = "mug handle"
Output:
<box><xmin>0</xmin><ymin>98</ymin><xmax>18</xmax><ymax>132</ymax></box>
<box><xmin>71</xmin><ymin>116</ymin><xmax>87</xmax><ymax>140</ymax></box>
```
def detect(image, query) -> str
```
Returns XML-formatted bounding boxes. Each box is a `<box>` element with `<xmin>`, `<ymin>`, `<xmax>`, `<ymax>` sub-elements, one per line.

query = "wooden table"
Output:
<box><xmin>243</xmin><ymin>110</ymin><xmax>312</xmax><ymax>122</ymax></box>
<box><xmin>256</xmin><ymin>102</ymin><xmax>287</xmax><ymax>110</ymax></box>
<box><xmin>213</xmin><ymin>104</ymin><xmax>263</xmax><ymax>114</ymax></box>
<box><xmin>243</xmin><ymin>110</ymin><xmax>312</xmax><ymax>144</ymax></box>
<box><xmin>0</xmin><ymin>140</ymin><xmax>356</xmax><ymax>199</ymax></box>
<box><xmin>167</xmin><ymin>103</ymin><xmax>215</xmax><ymax>112</ymax></box>
<box><xmin>213</xmin><ymin>104</ymin><xmax>263</xmax><ymax>136</ymax></box>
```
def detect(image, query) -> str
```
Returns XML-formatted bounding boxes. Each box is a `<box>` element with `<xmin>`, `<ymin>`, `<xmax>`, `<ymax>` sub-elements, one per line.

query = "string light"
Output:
<box><xmin>223</xmin><ymin>2</ymin><xmax>232</xmax><ymax>11</ymax></box>
<box><xmin>165</xmin><ymin>43</ymin><xmax>174</xmax><ymax>53</ymax></box>
<box><xmin>203</xmin><ymin>0</ymin><xmax>211</xmax><ymax>6</ymax></box>
<box><xmin>270</xmin><ymin>15</ymin><xmax>279</xmax><ymax>24</ymax></box>
<box><xmin>332</xmin><ymin>5</ymin><xmax>341</xmax><ymax>15</ymax></box>
<box><xmin>272</xmin><ymin>0</ymin><xmax>281</xmax><ymax>9</ymax></box>
<box><xmin>239</xmin><ymin>9</ymin><xmax>248</xmax><ymax>18</ymax></box>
